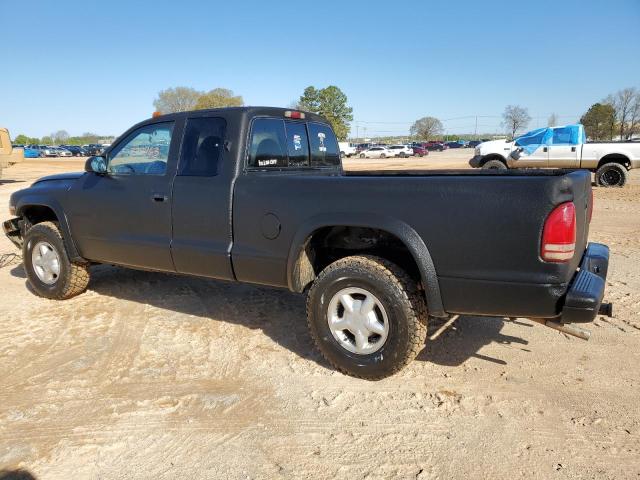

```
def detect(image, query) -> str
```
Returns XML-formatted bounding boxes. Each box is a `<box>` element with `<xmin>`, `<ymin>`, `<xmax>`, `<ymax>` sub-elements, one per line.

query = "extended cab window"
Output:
<box><xmin>285</xmin><ymin>120</ymin><xmax>309</xmax><ymax>167</ymax></box>
<box><xmin>179</xmin><ymin>117</ymin><xmax>226</xmax><ymax>176</ymax></box>
<box><xmin>551</xmin><ymin>127</ymin><xmax>573</xmax><ymax>145</ymax></box>
<box><xmin>308</xmin><ymin>122</ymin><xmax>340</xmax><ymax>166</ymax></box>
<box><xmin>248</xmin><ymin>118</ymin><xmax>287</xmax><ymax>169</ymax></box>
<box><xmin>108</xmin><ymin>122</ymin><xmax>173</xmax><ymax>175</ymax></box>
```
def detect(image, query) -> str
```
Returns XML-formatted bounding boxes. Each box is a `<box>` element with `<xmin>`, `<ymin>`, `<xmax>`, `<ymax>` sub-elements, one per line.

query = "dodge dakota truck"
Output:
<box><xmin>469</xmin><ymin>124</ymin><xmax>640</xmax><ymax>187</ymax></box>
<box><xmin>4</xmin><ymin>107</ymin><xmax>612</xmax><ymax>379</ymax></box>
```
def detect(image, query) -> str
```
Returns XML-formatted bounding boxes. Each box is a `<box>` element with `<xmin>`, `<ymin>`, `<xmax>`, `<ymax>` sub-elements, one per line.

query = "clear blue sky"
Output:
<box><xmin>2</xmin><ymin>0</ymin><xmax>639</xmax><ymax>138</ymax></box>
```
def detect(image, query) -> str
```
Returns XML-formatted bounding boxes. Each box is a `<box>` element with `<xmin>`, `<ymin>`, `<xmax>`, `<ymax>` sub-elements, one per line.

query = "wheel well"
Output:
<box><xmin>597</xmin><ymin>154</ymin><xmax>630</xmax><ymax>170</ymax></box>
<box><xmin>291</xmin><ymin>226</ymin><xmax>421</xmax><ymax>292</ymax></box>
<box><xmin>480</xmin><ymin>154</ymin><xmax>507</xmax><ymax>167</ymax></box>
<box><xmin>21</xmin><ymin>205</ymin><xmax>59</xmax><ymax>226</ymax></box>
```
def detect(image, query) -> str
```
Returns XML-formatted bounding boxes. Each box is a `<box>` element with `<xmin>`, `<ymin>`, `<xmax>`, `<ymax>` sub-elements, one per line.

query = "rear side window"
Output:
<box><xmin>285</xmin><ymin>121</ymin><xmax>310</xmax><ymax>167</ymax></box>
<box><xmin>308</xmin><ymin>123</ymin><xmax>340</xmax><ymax>166</ymax></box>
<box><xmin>248</xmin><ymin>118</ymin><xmax>287</xmax><ymax>168</ymax></box>
<box><xmin>551</xmin><ymin>127</ymin><xmax>572</xmax><ymax>145</ymax></box>
<box><xmin>179</xmin><ymin>117</ymin><xmax>226</xmax><ymax>176</ymax></box>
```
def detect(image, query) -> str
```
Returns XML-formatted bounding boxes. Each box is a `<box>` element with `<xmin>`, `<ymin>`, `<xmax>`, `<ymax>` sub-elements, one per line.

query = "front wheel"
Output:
<box><xmin>306</xmin><ymin>255</ymin><xmax>428</xmax><ymax>380</ymax></box>
<box><xmin>23</xmin><ymin>222</ymin><xmax>90</xmax><ymax>299</ymax></box>
<box><xmin>482</xmin><ymin>159</ymin><xmax>507</xmax><ymax>170</ymax></box>
<box><xmin>380</xmin><ymin>153</ymin><xmax>386</xmax><ymax>159</ymax></box>
<box><xmin>359</xmin><ymin>153</ymin><xmax>366</xmax><ymax>158</ymax></box>
<box><xmin>595</xmin><ymin>162</ymin><xmax>627</xmax><ymax>187</ymax></box>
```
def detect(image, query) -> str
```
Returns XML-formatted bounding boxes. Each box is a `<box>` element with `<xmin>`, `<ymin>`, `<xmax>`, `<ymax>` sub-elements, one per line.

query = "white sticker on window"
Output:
<box><xmin>293</xmin><ymin>134</ymin><xmax>302</xmax><ymax>151</ymax></box>
<box><xmin>318</xmin><ymin>132</ymin><xmax>326</xmax><ymax>152</ymax></box>
<box><xmin>258</xmin><ymin>158</ymin><xmax>278</xmax><ymax>166</ymax></box>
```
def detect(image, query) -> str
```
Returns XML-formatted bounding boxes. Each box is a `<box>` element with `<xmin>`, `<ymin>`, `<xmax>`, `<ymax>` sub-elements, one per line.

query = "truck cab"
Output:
<box><xmin>0</xmin><ymin>127</ymin><xmax>25</xmax><ymax>178</ymax></box>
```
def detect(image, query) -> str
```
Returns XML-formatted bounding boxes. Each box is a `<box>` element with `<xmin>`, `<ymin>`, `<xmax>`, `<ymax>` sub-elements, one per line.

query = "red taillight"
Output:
<box><xmin>541</xmin><ymin>202</ymin><xmax>576</xmax><ymax>262</ymax></box>
<box><xmin>588</xmin><ymin>189</ymin><xmax>594</xmax><ymax>223</ymax></box>
<box><xmin>284</xmin><ymin>110</ymin><xmax>305</xmax><ymax>119</ymax></box>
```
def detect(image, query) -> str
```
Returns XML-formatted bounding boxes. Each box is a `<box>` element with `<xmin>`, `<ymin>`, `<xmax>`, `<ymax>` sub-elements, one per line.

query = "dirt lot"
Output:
<box><xmin>1</xmin><ymin>153</ymin><xmax>639</xmax><ymax>479</ymax></box>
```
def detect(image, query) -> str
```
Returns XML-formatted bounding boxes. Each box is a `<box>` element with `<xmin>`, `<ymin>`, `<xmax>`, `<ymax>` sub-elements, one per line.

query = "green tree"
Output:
<box><xmin>580</xmin><ymin>103</ymin><xmax>616</xmax><ymax>140</ymax></box>
<box><xmin>410</xmin><ymin>117</ymin><xmax>443</xmax><ymax>140</ymax></box>
<box><xmin>194</xmin><ymin>88</ymin><xmax>243</xmax><ymax>110</ymax></box>
<box><xmin>153</xmin><ymin>86</ymin><xmax>202</xmax><ymax>114</ymax></box>
<box><xmin>13</xmin><ymin>134</ymin><xmax>33</xmax><ymax>144</ymax></box>
<box><xmin>298</xmin><ymin>85</ymin><xmax>353</xmax><ymax>140</ymax></box>
<box><xmin>41</xmin><ymin>136</ymin><xmax>53</xmax><ymax>145</ymax></box>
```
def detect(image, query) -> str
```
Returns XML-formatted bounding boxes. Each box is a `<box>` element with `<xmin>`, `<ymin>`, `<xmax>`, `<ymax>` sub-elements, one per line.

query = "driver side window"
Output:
<box><xmin>108</xmin><ymin>122</ymin><xmax>174</xmax><ymax>175</ymax></box>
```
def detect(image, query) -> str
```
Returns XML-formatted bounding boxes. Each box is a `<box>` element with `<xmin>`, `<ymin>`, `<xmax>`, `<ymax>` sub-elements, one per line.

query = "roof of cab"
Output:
<box><xmin>146</xmin><ymin>106</ymin><xmax>329</xmax><ymax>124</ymax></box>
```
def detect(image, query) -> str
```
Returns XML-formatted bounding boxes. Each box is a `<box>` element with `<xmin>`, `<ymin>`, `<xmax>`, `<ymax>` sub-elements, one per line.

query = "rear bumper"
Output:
<box><xmin>560</xmin><ymin>242</ymin><xmax>609</xmax><ymax>323</ymax></box>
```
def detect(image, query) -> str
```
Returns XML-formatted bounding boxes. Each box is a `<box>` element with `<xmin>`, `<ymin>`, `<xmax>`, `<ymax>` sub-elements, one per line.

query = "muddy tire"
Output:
<box><xmin>306</xmin><ymin>255</ymin><xmax>427</xmax><ymax>380</ymax></box>
<box><xmin>595</xmin><ymin>162</ymin><xmax>627</xmax><ymax>187</ymax></box>
<box><xmin>482</xmin><ymin>159</ymin><xmax>507</xmax><ymax>170</ymax></box>
<box><xmin>23</xmin><ymin>221</ymin><xmax>90</xmax><ymax>300</ymax></box>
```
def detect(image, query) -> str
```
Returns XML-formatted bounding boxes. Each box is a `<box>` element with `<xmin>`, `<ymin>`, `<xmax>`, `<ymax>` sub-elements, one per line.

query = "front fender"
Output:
<box><xmin>14</xmin><ymin>193</ymin><xmax>83</xmax><ymax>262</ymax></box>
<box><xmin>286</xmin><ymin>212</ymin><xmax>446</xmax><ymax>317</ymax></box>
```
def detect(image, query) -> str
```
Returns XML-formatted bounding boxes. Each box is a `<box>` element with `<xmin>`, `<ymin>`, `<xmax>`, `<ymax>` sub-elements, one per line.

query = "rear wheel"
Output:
<box><xmin>306</xmin><ymin>255</ymin><xmax>428</xmax><ymax>380</ymax></box>
<box><xmin>595</xmin><ymin>162</ymin><xmax>627</xmax><ymax>187</ymax></box>
<box><xmin>380</xmin><ymin>153</ymin><xmax>386</xmax><ymax>159</ymax></box>
<box><xmin>23</xmin><ymin>222</ymin><xmax>90</xmax><ymax>300</ymax></box>
<box><xmin>482</xmin><ymin>159</ymin><xmax>507</xmax><ymax>170</ymax></box>
<box><xmin>360</xmin><ymin>153</ymin><xmax>365</xmax><ymax>159</ymax></box>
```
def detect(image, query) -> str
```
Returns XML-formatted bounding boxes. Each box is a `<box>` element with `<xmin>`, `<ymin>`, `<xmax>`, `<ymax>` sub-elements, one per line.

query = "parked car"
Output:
<box><xmin>54</xmin><ymin>147</ymin><xmax>73</xmax><ymax>157</ymax></box>
<box><xmin>445</xmin><ymin>141</ymin><xmax>463</xmax><ymax>149</ymax></box>
<box><xmin>423</xmin><ymin>141</ymin><xmax>446</xmax><ymax>152</ymax></box>
<box><xmin>23</xmin><ymin>147</ymin><xmax>41</xmax><ymax>158</ymax></box>
<box><xmin>338</xmin><ymin>142</ymin><xmax>357</xmax><ymax>158</ymax></box>
<box><xmin>470</xmin><ymin>124</ymin><xmax>640</xmax><ymax>187</ymax></box>
<box><xmin>468</xmin><ymin>140</ymin><xmax>483</xmax><ymax>148</ymax></box>
<box><xmin>409</xmin><ymin>143</ymin><xmax>429</xmax><ymax>157</ymax></box>
<box><xmin>84</xmin><ymin>144</ymin><xmax>104</xmax><ymax>155</ymax></box>
<box><xmin>40</xmin><ymin>146</ymin><xmax>59</xmax><ymax>157</ymax></box>
<box><xmin>3</xmin><ymin>107</ymin><xmax>612</xmax><ymax>379</ymax></box>
<box><xmin>359</xmin><ymin>146</ymin><xmax>393</xmax><ymax>158</ymax></box>
<box><xmin>59</xmin><ymin>145</ymin><xmax>87</xmax><ymax>157</ymax></box>
<box><xmin>387</xmin><ymin>145</ymin><xmax>414</xmax><ymax>158</ymax></box>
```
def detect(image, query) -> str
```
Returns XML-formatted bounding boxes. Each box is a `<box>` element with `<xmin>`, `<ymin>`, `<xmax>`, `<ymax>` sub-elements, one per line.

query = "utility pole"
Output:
<box><xmin>356</xmin><ymin>124</ymin><xmax>359</xmax><ymax>142</ymax></box>
<box><xmin>474</xmin><ymin>116</ymin><xmax>478</xmax><ymax>139</ymax></box>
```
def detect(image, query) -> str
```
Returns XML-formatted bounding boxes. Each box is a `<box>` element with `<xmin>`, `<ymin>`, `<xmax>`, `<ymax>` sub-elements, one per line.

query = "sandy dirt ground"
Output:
<box><xmin>1</xmin><ymin>153</ymin><xmax>639</xmax><ymax>480</ymax></box>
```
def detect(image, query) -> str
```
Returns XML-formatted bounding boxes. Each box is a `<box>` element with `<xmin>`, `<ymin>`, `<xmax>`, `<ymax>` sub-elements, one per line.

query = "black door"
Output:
<box><xmin>170</xmin><ymin>115</ymin><xmax>235</xmax><ymax>280</ymax></box>
<box><xmin>67</xmin><ymin>120</ymin><xmax>179</xmax><ymax>271</ymax></box>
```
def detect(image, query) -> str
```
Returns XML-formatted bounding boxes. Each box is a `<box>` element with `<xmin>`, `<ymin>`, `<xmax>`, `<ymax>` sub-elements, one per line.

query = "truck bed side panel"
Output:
<box><xmin>231</xmin><ymin>170</ymin><xmax>592</xmax><ymax>318</ymax></box>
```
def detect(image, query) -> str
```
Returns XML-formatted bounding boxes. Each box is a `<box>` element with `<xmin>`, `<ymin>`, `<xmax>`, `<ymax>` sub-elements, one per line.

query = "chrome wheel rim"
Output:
<box><xmin>31</xmin><ymin>241</ymin><xmax>61</xmax><ymax>284</ymax></box>
<box><xmin>327</xmin><ymin>287</ymin><xmax>389</xmax><ymax>355</ymax></box>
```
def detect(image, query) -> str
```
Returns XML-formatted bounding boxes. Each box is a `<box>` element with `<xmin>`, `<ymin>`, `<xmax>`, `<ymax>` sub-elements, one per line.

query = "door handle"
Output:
<box><xmin>152</xmin><ymin>193</ymin><xmax>168</xmax><ymax>202</ymax></box>
<box><xmin>543</xmin><ymin>147</ymin><xmax>548</xmax><ymax>152</ymax></box>
<box><xmin>571</xmin><ymin>146</ymin><xmax>576</xmax><ymax>152</ymax></box>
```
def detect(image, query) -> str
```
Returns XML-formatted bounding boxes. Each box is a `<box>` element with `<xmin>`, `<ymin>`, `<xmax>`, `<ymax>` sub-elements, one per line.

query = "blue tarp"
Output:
<box><xmin>514</xmin><ymin>124</ymin><xmax>586</xmax><ymax>155</ymax></box>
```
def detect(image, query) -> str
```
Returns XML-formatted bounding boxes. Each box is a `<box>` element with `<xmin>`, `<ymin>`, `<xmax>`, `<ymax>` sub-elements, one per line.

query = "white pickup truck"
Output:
<box><xmin>469</xmin><ymin>124</ymin><xmax>640</xmax><ymax>186</ymax></box>
<box><xmin>338</xmin><ymin>142</ymin><xmax>357</xmax><ymax>158</ymax></box>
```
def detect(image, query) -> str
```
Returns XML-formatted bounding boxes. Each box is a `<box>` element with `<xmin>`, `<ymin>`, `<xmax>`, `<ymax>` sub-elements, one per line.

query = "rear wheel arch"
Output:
<box><xmin>597</xmin><ymin>154</ymin><xmax>630</xmax><ymax>170</ymax></box>
<box><xmin>287</xmin><ymin>217</ymin><xmax>446</xmax><ymax>317</ymax></box>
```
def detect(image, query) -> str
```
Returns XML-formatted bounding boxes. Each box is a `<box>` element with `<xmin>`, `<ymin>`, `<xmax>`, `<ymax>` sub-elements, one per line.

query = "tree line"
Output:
<box><xmin>12</xmin><ymin>131</ymin><xmax>114</xmax><ymax>146</ymax></box>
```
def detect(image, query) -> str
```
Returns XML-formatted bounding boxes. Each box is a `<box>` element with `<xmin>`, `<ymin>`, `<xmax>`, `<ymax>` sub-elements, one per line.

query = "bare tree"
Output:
<box><xmin>502</xmin><ymin>105</ymin><xmax>531</xmax><ymax>138</ymax></box>
<box><xmin>605</xmin><ymin>87</ymin><xmax>638</xmax><ymax>139</ymax></box>
<box><xmin>409</xmin><ymin>116</ymin><xmax>443</xmax><ymax>140</ymax></box>
<box><xmin>547</xmin><ymin>113</ymin><xmax>559</xmax><ymax>127</ymax></box>
<box><xmin>51</xmin><ymin>130</ymin><xmax>69</xmax><ymax>144</ymax></box>
<box><xmin>153</xmin><ymin>86</ymin><xmax>202</xmax><ymax>114</ymax></box>
<box><xmin>628</xmin><ymin>91</ymin><xmax>640</xmax><ymax>139</ymax></box>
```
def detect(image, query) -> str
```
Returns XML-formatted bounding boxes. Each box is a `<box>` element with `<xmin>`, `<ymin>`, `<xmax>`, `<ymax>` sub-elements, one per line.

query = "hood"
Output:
<box><xmin>33</xmin><ymin>172</ymin><xmax>85</xmax><ymax>185</ymax></box>
<box><xmin>478</xmin><ymin>139</ymin><xmax>513</xmax><ymax>154</ymax></box>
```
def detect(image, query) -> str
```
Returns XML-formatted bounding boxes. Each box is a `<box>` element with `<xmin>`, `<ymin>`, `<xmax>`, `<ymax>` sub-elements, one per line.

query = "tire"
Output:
<box><xmin>360</xmin><ymin>153</ymin><xmax>365</xmax><ymax>159</ymax></box>
<box><xmin>306</xmin><ymin>255</ymin><xmax>428</xmax><ymax>380</ymax></box>
<box><xmin>23</xmin><ymin>221</ymin><xmax>90</xmax><ymax>300</ymax></box>
<box><xmin>482</xmin><ymin>159</ymin><xmax>507</xmax><ymax>170</ymax></box>
<box><xmin>595</xmin><ymin>162</ymin><xmax>627</xmax><ymax>187</ymax></box>
<box><xmin>380</xmin><ymin>153</ymin><xmax>386</xmax><ymax>159</ymax></box>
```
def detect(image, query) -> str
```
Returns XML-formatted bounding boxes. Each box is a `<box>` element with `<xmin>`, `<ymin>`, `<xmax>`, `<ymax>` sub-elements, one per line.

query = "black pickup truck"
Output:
<box><xmin>3</xmin><ymin>107</ymin><xmax>612</xmax><ymax>379</ymax></box>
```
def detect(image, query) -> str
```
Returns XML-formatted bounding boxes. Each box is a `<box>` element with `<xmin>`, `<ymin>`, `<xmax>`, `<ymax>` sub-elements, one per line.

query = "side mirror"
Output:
<box><xmin>85</xmin><ymin>155</ymin><xmax>107</xmax><ymax>174</ymax></box>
